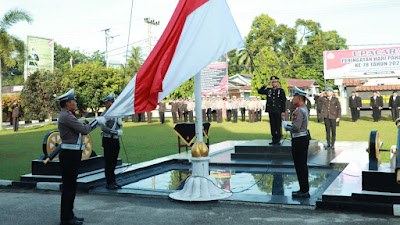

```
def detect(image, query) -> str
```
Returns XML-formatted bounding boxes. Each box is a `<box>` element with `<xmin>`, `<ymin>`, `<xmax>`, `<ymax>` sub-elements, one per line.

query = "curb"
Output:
<box><xmin>0</xmin><ymin>180</ymin><xmax>12</xmax><ymax>186</ymax></box>
<box><xmin>0</xmin><ymin>180</ymin><xmax>61</xmax><ymax>191</ymax></box>
<box><xmin>395</xmin><ymin>204</ymin><xmax>400</xmax><ymax>216</ymax></box>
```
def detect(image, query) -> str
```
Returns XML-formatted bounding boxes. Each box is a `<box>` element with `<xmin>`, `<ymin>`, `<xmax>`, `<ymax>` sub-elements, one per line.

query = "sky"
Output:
<box><xmin>2</xmin><ymin>0</ymin><xmax>400</xmax><ymax>64</ymax></box>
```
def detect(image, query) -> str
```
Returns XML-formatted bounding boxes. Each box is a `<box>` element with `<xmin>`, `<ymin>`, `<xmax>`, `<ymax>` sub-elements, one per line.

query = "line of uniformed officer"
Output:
<box><xmin>389</xmin><ymin>90</ymin><xmax>400</xmax><ymax>122</ymax></box>
<box><xmin>100</xmin><ymin>93</ymin><xmax>123</xmax><ymax>190</ymax></box>
<box><xmin>284</xmin><ymin>86</ymin><xmax>311</xmax><ymax>198</ymax></box>
<box><xmin>348</xmin><ymin>91</ymin><xmax>362</xmax><ymax>122</ymax></box>
<box><xmin>56</xmin><ymin>89</ymin><xmax>100</xmax><ymax>225</ymax></box>
<box><xmin>258</xmin><ymin>76</ymin><xmax>287</xmax><ymax>145</ymax></box>
<box><xmin>319</xmin><ymin>87</ymin><xmax>341</xmax><ymax>150</ymax></box>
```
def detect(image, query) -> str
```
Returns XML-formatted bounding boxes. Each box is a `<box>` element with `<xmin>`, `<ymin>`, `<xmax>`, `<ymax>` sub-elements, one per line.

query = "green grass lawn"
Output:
<box><xmin>0</xmin><ymin>115</ymin><xmax>396</xmax><ymax>181</ymax></box>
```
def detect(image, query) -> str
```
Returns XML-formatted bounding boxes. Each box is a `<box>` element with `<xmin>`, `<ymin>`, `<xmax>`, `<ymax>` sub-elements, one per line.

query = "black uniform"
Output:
<box><xmin>356</xmin><ymin>96</ymin><xmax>362</xmax><ymax>119</ymax></box>
<box><xmin>100</xmin><ymin>109</ymin><xmax>122</xmax><ymax>187</ymax></box>
<box><xmin>389</xmin><ymin>95</ymin><xmax>400</xmax><ymax>121</ymax></box>
<box><xmin>370</xmin><ymin>96</ymin><xmax>383</xmax><ymax>122</ymax></box>
<box><xmin>315</xmin><ymin>96</ymin><xmax>323</xmax><ymax>122</ymax></box>
<box><xmin>58</xmin><ymin>108</ymin><xmax>93</xmax><ymax>222</ymax></box>
<box><xmin>258</xmin><ymin>86</ymin><xmax>286</xmax><ymax>144</ymax></box>
<box><xmin>349</xmin><ymin>95</ymin><xmax>359</xmax><ymax>122</ymax></box>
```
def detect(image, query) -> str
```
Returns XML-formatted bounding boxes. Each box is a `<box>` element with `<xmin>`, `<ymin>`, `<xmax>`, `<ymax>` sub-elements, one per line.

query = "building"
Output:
<box><xmin>343</xmin><ymin>78</ymin><xmax>400</xmax><ymax>116</ymax></box>
<box><xmin>286</xmin><ymin>78</ymin><xmax>320</xmax><ymax>99</ymax></box>
<box><xmin>228</xmin><ymin>74</ymin><xmax>253</xmax><ymax>99</ymax></box>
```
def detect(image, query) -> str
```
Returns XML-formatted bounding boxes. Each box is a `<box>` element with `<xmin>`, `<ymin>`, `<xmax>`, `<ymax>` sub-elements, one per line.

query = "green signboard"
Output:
<box><xmin>26</xmin><ymin>36</ymin><xmax>54</xmax><ymax>77</ymax></box>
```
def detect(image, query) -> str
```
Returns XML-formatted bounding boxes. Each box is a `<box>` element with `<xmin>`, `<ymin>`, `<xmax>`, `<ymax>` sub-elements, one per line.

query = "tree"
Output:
<box><xmin>88</xmin><ymin>50</ymin><xmax>106</xmax><ymax>65</ymax></box>
<box><xmin>251</xmin><ymin>47</ymin><xmax>288</xmax><ymax>97</ymax></box>
<box><xmin>61</xmin><ymin>63</ymin><xmax>125</xmax><ymax>116</ymax></box>
<box><xmin>246</xmin><ymin>15</ymin><xmax>347</xmax><ymax>92</ymax></box>
<box><xmin>237</xmin><ymin>48</ymin><xmax>253</xmax><ymax>73</ymax></box>
<box><xmin>20</xmin><ymin>70</ymin><xmax>61</xmax><ymax>121</ymax></box>
<box><xmin>54</xmin><ymin>43</ymin><xmax>89</xmax><ymax>71</ymax></box>
<box><xmin>126</xmin><ymin>46</ymin><xmax>144</xmax><ymax>77</ymax></box>
<box><xmin>168</xmin><ymin>78</ymin><xmax>194</xmax><ymax>100</ymax></box>
<box><xmin>0</xmin><ymin>8</ymin><xmax>33</xmax><ymax>129</ymax></box>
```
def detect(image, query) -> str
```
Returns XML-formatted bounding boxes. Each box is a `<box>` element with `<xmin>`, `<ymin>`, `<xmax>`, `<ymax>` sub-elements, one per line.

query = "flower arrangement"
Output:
<box><xmin>2</xmin><ymin>95</ymin><xmax>24</xmax><ymax>113</ymax></box>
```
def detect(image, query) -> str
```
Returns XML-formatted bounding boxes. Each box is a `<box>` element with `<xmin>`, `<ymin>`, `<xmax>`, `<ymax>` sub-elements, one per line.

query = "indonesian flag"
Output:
<box><xmin>105</xmin><ymin>0</ymin><xmax>244</xmax><ymax>117</ymax></box>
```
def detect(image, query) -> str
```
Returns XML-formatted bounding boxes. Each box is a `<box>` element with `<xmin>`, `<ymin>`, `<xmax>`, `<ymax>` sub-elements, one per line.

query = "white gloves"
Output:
<box><xmin>96</xmin><ymin>116</ymin><xmax>106</xmax><ymax>126</ymax></box>
<box><xmin>282</xmin><ymin>121</ymin><xmax>292</xmax><ymax>132</ymax></box>
<box><xmin>110</xmin><ymin>129</ymin><xmax>123</xmax><ymax>136</ymax></box>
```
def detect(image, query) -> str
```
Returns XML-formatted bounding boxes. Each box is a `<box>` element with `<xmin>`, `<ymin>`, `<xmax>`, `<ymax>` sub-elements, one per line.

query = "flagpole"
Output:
<box><xmin>169</xmin><ymin>72</ymin><xmax>232</xmax><ymax>201</ymax></box>
<box><xmin>194</xmin><ymin>72</ymin><xmax>203</xmax><ymax>143</ymax></box>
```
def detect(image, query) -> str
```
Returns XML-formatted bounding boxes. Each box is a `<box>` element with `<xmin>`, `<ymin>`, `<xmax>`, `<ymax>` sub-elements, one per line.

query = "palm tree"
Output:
<box><xmin>237</xmin><ymin>48</ymin><xmax>253</xmax><ymax>73</ymax></box>
<box><xmin>0</xmin><ymin>8</ymin><xmax>33</xmax><ymax>130</ymax></box>
<box><xmin>126</xmin><ymin>46</ymin><xmax>144</xmax><ymax>75</ymax></box>
<box><xmin>129</xmin><ymin>46</ymin><xmax>144</xmax><ymax>64</ymax></box>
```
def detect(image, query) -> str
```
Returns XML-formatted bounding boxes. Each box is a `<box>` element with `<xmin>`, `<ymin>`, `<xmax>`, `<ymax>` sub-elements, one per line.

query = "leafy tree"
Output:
<box><xmin>246</xmin><ymin>15</ymin><xmax>347</xmax><ymax>91</ymax></box>
<box><xmin>61</xmin><ymin>63</ymin><xmax>125</xmax><ymax>116</ymax></box>
<box><xmin>168</xmin><ymin>77</ymin><xmax>194</xmax><ymax>100</ymax></box>
<box><xmin>20</xmin><ymin>70</ymin><xmax>62</xmax><ymax>121</ymax></box>
<box><xmin>251</xmin><ymin>47</ymin><xmax>288</xmax><ymax>97</ymax></box>
<box><xmin>227</xmin><ymin>49</ymin><xmax>241</xmax><ymax>76</ymax></box>
<box><xmin>88</xmin><ymin>50</ymin><xmax>106</xmax><ymax>65</ymax></box>
<box><xmin>54</xmin><ymin>43</ymin><xmax>89</xmax><ymax>71</ymax></box>
<box><xmin>0</xmin><ymin>8</ymin><xmax>33</xmax><ymax>128</ymax></box>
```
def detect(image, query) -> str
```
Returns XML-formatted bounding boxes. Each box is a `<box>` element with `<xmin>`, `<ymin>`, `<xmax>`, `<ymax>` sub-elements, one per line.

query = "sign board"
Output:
<box><xmin>324</xmin><ymin>47</ymin><xmax>400</xmax><ymax>79</ymax></box>
<box><xmin>201</xmin><ymin>55</ymin><xmax>228</xmax><ymax>95</ymax></box>
<box><xmin>26</xmin><ymin>36</ymin><xmax>54</xmax><ymax>79</ymax></box>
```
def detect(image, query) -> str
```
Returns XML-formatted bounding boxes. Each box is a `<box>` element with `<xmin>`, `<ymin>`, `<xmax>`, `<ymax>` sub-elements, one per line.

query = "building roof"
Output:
<box><xmin>228</xmin><ymin>85</ymin><xmax>252</xmax><ymax>91</ymax></box>
<box><xmin>229</xmin><ymin>74</ymin><xmax>253</xmax><ymax>87</ymax></box>
<box><xmin>241</xmin><ymin>74</ymin><xmax>253</xmax><ymax>78</ymax></box>
<box><xmin>286</xmin><ymin>78</ymin><xmax>317</xmax><ymax>88</ymax></box>
<box><xmin>229</xmin><ymin>80</ymin><xmax>246</xmax><ymax>86</ymax></box>
<box><xmin>356</xmin><ymin>85</ymin><xmax>400</xmax><ymax>92</ymax></box>
<box><xmin>343</xmin><ymin>79</ymin><xmax>368</xmax><ymax>86</ymax></box>
<box><xmin>240</xmin><ymin>86</ymin><xmax>252</xmax><ymax>90</ymax></box>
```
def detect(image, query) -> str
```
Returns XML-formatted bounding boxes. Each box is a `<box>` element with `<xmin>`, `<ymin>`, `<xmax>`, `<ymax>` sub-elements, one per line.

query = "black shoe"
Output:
<box><xmin>325</xmin><ymin>144</ymin><xmax>331</xmax><ymax>149</ymax></box>
<box><xmin>292</xmin><ymin>190</ymin><xmax>310</xmax><ymax>198</ymax></box>
<box><xmin>331</xmin><ymin>145</ymin><xmax>335</xmax><ymax>150</ymax></box>
<box><xmin>106</xmin><ymin>183</ymin><xmax>118</xmax><ymax>190</ymax></box>
<box><xmin>73</xmin><ymin>216</ymin><xmax>84</xmax><ymax>222</ymax></box>
<box><xmin>269</xmin><ymin>142</ymin><xmax>275</xmax><ymax>145</ymax></box>
<box><xmin>60</xmin><ymin>218</ymin><xmax>83</xmax><ymax>225</ymax></box>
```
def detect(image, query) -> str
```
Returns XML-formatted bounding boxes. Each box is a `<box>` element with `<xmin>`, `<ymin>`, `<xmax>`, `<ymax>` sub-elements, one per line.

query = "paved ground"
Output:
<box><xmin>1</xmin><ymin>188</ymin><xmax>399</xmax><ymax>225</ymax></box>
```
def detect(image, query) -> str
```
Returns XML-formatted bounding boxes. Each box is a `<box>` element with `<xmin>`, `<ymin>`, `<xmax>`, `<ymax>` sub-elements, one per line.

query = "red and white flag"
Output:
<box><xmin>105</xmin><ymin>0</ymin><xmax>244</xmax><ymax>117</ymax></box>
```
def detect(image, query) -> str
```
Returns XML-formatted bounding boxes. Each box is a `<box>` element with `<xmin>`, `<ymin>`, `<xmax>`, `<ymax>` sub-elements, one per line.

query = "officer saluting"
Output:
<box><xmin>57</xmin><ymin>88</ymin><xmax>99</xmax><ymax>225</ymax></box>
<box><xmin>100</xmin><ymin>93</ymin><xmax>123</xmax><ymax>190</ymax></box>
<box><xmin>284</xmin><ymin>87</ymin><xmax>311</xmax><ymax>198</ymax></box>
<box><xmin>258</xmin><ymin>76</ymin><xmax>286</xmax><ymax>145</ymax></box>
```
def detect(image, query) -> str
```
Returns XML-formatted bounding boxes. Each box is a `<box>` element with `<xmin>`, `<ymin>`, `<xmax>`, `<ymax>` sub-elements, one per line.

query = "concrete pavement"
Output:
<box><xmin>0</xmin><ymin>188</ymin><xmax>399</xmax><ymax>225</ymax></box>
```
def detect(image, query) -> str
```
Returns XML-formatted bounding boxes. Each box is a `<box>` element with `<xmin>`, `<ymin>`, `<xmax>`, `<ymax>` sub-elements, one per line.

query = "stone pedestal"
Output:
<box><xmin>169</xmin><ymin>157</ymin><xmax>232</xmax><ymax>201</ymax></box>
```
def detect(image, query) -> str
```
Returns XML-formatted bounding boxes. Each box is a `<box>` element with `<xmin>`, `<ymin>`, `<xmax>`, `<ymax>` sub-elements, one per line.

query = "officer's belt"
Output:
<box><xmin>101</xmin><ymin>132</ymin><xmax>119</xmax><ymax>139</ymax></box>
<box><xmin>61</xmin><ymin>144</ymin><xmax>85</xmax><ymax>150</ymax></box>
<box><xmin>291</xmin><ymin>131</ymin><xmax>308</xmax><ymax>138</ymax></box>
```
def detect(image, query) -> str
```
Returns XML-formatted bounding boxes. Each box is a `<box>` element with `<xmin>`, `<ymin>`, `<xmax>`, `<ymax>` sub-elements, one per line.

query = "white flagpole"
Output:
<box><xmin>169</xmin><ymin>72</ymin><xmax>231</xmax><ymax>201</ymax></box>
<box><xmin>194</xmin><ymin>72</ymin><xmax>203</xmax><ymax>143</ymax></box>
